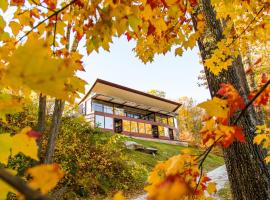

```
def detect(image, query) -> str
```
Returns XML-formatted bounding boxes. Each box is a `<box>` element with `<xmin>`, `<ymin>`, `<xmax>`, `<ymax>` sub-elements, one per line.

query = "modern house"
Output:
<box><xmin>78</xmin><ymin>79</ymin><xmax>181</xmax><ymax>140</ymax></box>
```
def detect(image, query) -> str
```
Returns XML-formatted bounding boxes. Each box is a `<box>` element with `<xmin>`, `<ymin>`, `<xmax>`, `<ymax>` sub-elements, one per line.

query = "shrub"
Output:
<box><xmin>54</xmin><ymin>117</ymin><xmax>147</xmax><ymax>199</ymax></box>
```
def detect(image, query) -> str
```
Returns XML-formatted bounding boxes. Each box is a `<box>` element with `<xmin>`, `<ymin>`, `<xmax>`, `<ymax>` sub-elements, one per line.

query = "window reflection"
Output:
<box><xmin>105</xmin><ymin>117</ymin><xmax>113</xmax><ymax>129</ymax></box>
<box><xmin>168</xmin><ymin>117</ymin><xmax>174</xmax><ymax>127</ymax></box>
<box><xmin>115</xmin><ymin>107</ymin><xmax>125</xmax><ymax>116</ymax></box>
<box><xmin>123</xmin><ymin>120</ymin><xmax>131</xmax><ymax>132</ymax></box>
<box><xmin>104</xmin><ymin>105</ymin><xmax>113</xmax><ymax>114</ymax></box>
<box><xmin>95</xmin><ymin>115</ymin><xmax>104</xmax><ymax>128</ymax></box>
<box><xmin>138</xmin><ymin>123</ymin><xmax>145</xmax><ymax>134</ymax></box>
<box><xmin>158</xmin><ymin>126</ymin><xmax>165</xmax><ymax>136</ymax></box>
<box><xmin>131</xmin><ymin>121</ymin><xmax>138</xmax><ymax>133</ymax></box>
<box><xmin>93</xmin><ymin>102</ymin><xmax>103</xmax><ymax>112</ymax></box>
<box><xmin>145</xmin><ymin>124</ymin><xmax>152</xmax><ymax>134</ymax></box>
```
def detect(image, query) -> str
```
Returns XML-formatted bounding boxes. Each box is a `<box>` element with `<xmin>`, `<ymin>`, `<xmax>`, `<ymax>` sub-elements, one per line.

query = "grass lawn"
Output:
<box><xmin>121</xmin><ymin>137</ymin><xmax>224</xmax><ymax>172</ymax></box>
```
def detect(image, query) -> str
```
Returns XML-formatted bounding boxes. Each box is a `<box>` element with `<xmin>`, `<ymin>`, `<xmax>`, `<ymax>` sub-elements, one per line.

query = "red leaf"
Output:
<box><xmin>217</xmin><ymin>83</ymin><xmax>245</xmax><ymax>115</ymax></box>
<box><xmin>188</xmin><ymin>0</ymin><xmax>198</xmax><ymax>7</ymax></box>
<box><xmin>233</xmin><ymin>126</ymin><xmax>245</xmax><ymax>143</ymax></box>
<box><xmin>11</xmin><ymin>0</ymin><xmax>25</xmax><ymax>5</ymax></box>
<box><xmin>125</xmin><ymin>32</ymin><xmax>132</xmax><ymax>41</ymax></box>
<box><xmin>27</xmin><ymin>130</ymin><xmax>42</xmax><ymax>139</ymax></box>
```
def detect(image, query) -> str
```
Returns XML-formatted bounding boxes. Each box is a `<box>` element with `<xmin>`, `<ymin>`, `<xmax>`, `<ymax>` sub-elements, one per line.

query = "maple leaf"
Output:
<box><xmin>11</xmin><ymin>0</ymin><xmax>25</xmax><ymax>6</ymax></box>
<box><xmin>254</xmin><ymin>134</ymin><xmax>268</xmax><ymax>145</ymax></box>
<box><xmin>3</xmin><ymin>38</ymin><xmax>86</xmax><ymax>103</ymax></box>
<box><xmin>217</xmin><ymin>83</ymin><xmax>245</xmax><ymax>115</ymax></box>
<box><xmin>265</xmin><ymin>156</ymin><xmax>270</xmax><ymax>164</ymax></box>
<box><xmin>249</xmin><ymin>74</ymin><xmax>270</xmax><ymax>107</ymax></box>
<box><xmin>0</xmin><ymin>1</ymin><xmax>8</xmax><ymax>12</ymax></box>
<box><xmin>12</xmin><ymin>127</ymin><xmax>39</xmax><ymax>161</ymax></box>
<box><xmin>198</xmin><ymin>97</ymin><xmax>229</xmax><ymax>118</ymax></box>
<box><xmin>0</xmin><ymin>93</ymin><xmax>23</xmax><ymax>121</ymax></box>
<box><xmin>27</xmin><ymin>164</ymin><xmax>64</xmax><ymax>194</ymax></box>
<box><xmin>206</xmin><ymin>182</ymin><xmax>216</xmax><ymax>195</ymax></box>
<box><xmin>43</xmin><ymin>0</ymin><xmax>57</xmax><ymax>10</ymax></box>
<box><xmin>0</xmin><ymin>127</ymin><xmax>38</xmax><ymax>165</ymax></box>
<box><xmin>0</xmin><ymin>134</ymin><xmax>13</xmax><ymax>165</ymax></box>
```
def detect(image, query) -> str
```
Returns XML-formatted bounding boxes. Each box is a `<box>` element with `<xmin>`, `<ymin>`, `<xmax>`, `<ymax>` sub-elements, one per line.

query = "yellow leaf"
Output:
<box><xmin>198</xmin><ymin>97</ymin><xmax>229</xmax><ymax>118</ymax></box>
<box><xmin>0</xmin><ymin>1</ymin><xmax>8</xmax><ymax>12</ymax></box>
<box><xmin>0</xmin><ymin>93</ymin><xmax>23</xmax><ymax>118</ymax></box>
<box><xmin>12</xmin><ymin>127</ymin><xmax>39</xmax><ymax>161</ymax></box>
<box><xmin>27</xmin><ymin>164</ymin><xmax>64</xmax><ymax>194</ymax></box>
<box><xmin>265</xmin><ymin>156</ymin><xmax>270</xmax><ymax>164</ymax></box>
<box><xmin>175</xmin><ymin>47</ymin><xmax>183</xmax><ymax>56</ymax></box>
<box><xmin>0</xmin><ymin>127</ymin><xmax>38</xmax><ymax>165</ymax></box>
<box><xmin>206</xmin><ymin>182</ymin><xmax>217</xmax><ymax>194</ymax></box>
<box><xmin>0</xmin><ymin>15</ymin><xmax>6</xmax><ymax>29</ymax></box>
<box><xmin>128</xmin><ymin>15</ymin><xmax>142</xmax><ymax>32</ymax></box>
<box><xmin>165</xmin><ymin>0</ymin><xmax>178</xmax><ymax>6</ymax></box>
<box><xmin>3</xmin><ymin>38</ymin><xmax>85</xmax><ymax>102</ymax></box>
<box><xmin>0</xmin><ymin>169</ymin><xmax>17</xmax><ymax>199</ymax></box>
<box><xmin>0</xmin><ymin>134</ymin><xmax>13</xmax><ymax>165</ymax></box>
<box><xmin>254</xmin><ymin>134</ymin><xmax>268</xmax><ymax>145</ymax></box>
<box><xmin>9</xmin><ymin>21</ymin><xmax>21</xmax><ymax>36</ymax></box>
<box><xmin>113</xmin><ymin>191</ymin><xmax>126</xmax><ymax>200</ymax></box>
<box><xmin>142</xmin><ymin>5</ymin><xmax>152</xmax><ymax>20</ymax></box>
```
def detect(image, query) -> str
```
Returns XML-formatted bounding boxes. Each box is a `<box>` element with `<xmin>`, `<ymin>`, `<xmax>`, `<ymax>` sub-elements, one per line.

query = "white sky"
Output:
<box><xmin>2</xmin><ymin>6</ymin><xmax>210</xmax><ymax>104</ymax></box>
<box><xmin>77</xmin><ymin>37</ymin><xmax>210</xmax><ymax>103</ymax></box>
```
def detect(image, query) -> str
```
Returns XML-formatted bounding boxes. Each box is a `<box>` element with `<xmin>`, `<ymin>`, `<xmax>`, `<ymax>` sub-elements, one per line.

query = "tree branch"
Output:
<box><xmin>18</xmin><ymin>0</ymin><xmax>77</xmax><ymax>42</ymax></box>
<box><xmin>30</xmin><ymin>0</ymin><xmax>56</xmax><ymax>12</ymax></box>
<box><xmin>0</xmin><ymin>167</ymin><xmax>50</xmax><ymax>200</ymax></box>
<box><xmin>233</xmin><ymin>80</ymin><xmax>270</xmax><ymax>125</ymax></box>
<box><xmin>228</xmin><ymin>6</ymin><xmax>264</xmax><ymax>47</ymax></box>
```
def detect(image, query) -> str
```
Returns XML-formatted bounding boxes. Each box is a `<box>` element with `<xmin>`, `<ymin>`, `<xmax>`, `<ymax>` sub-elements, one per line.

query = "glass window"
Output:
<box><xmin>131</xmin><ymin>121</ymin><xmax>138</xmax><ymax>133</ymax></box>
<box><xmin>162</xmin><ymin>117</ymin><xmax>168</xmax><ymax>124</ymax></box>
<box><xmin>158</xmin><ymin>126</ymin><xmax>165</xmax><ymax>136</ymax></box>
<box><xmin>95</xmin><ymin>115</ymin><xmax>104</xmax><ymax>128</ymax></box>
<box><xmin>148</xmin><ymin>114</ymin><xmax>155</xmax><ymax>121</ymax></box>
<box><xmin>138</xmin><ymin>123</ymin><xmax>145</xmax><ymax>134</ymax></box>
<box><xmin>123</xmin><ymin>120</ymin><xmax>131</xmax><ymax>132</ymax></box>
<box><xmin>168</xmin><ymin>117</ymin><xmax>174</xmax><ymax>127</ymax></box>
<box><xmin>115</xmin><ymin>107</ymin><xmax>125</xmax><ymax>116</ymax></box>
<box><xmin>104</xmin><ymin>105</ymin><xmax>113</xmax><ymax>114</ymax></box>
<box><xmin>156</xmin><ymin>115</ymin><xmax>162</xmax><ymax>123</ymax></box>
<box><xmin>93</xmin><ymin>102</ymin><xmax>103</xmax><ymax>112</ymax></box>
<box><xmin>105</xmin><ymin>117</ymin><xmax>113</xmax><ymax>129</ymax></box>
<box><xmin>145</xmin><ymin>124</ymin><xmax>152</xmax><ymax>134</ymax></box>
<box><xmin>134</xmin><ymin>114</ymin><xmax>140</xmax><ymax>119</ymax></box>
<box><xmin>127</xmin><ymin>113</ymin><xmax>134</xmax><ymax>118</ymax></box>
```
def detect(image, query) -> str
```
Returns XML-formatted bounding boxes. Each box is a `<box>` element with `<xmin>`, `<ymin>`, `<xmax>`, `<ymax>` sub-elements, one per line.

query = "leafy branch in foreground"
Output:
<box><xmin>0</xmin><ymin>168</ymin><xmax>50</xmax><ymax>200</ymax></box>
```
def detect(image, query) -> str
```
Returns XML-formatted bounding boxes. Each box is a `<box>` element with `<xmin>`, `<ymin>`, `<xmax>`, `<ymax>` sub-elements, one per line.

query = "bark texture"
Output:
<box><xmin>44</xmin><ymin>99</ymin><xmax>65</xmax><ymax>164</ymax></box>
<box><xmin>37</xmin><ymin>94</ymin><xmax>46</xmax><ymax>158</ymax></box>
<box><xmin>192</xmin><ymin>0</ymin><xmax>270</xmax><ymax>199</ymax></box>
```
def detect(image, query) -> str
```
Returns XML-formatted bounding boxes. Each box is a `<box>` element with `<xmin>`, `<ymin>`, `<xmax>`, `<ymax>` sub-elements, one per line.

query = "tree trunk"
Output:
<box><xmin>44</xmin><ymin>99</ymin><xmax>65</xmax><ymax>164</ymax></box>
<box><xmin>37</xmin><ymin>93</ymin><xmax>46</xmax><ymax>158</ymax></box>
<box><xmin>192</xmin><ymin>0</ymin><xmax>270</xmax><ymax>199</ymax></box>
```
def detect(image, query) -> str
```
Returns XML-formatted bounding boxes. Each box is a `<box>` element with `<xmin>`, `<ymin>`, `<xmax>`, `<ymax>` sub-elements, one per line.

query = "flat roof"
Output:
<box><xmin>79</xmin><ymin>79</ymin><xmax>181</xmax><ymax>114</ymax></box>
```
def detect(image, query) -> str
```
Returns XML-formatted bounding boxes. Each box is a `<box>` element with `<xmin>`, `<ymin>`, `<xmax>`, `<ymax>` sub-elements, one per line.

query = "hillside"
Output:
<box><xmin>122</xmin><ymin>137</ymin><xmax>224</xmax><ymax>172</ymax></box>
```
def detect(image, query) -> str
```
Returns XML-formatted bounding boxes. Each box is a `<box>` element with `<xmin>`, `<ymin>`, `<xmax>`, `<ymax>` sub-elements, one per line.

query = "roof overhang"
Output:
<box><xmin>79</xmin><ymin>79</ymin><xmax>181</xmax><ymax>114</ymax></box>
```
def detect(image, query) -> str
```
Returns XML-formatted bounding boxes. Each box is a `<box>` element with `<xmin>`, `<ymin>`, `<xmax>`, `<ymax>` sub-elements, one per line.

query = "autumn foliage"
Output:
<box><xmin>0</xmin><ymin>0</ymin><xmax>270</xmax><ymax>199</ymax></box>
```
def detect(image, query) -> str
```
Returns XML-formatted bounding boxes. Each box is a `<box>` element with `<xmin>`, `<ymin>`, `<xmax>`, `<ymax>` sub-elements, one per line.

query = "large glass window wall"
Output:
<box><xmin>95</xmin><ymin>115</ymin><xmax>113</xmax><ymax>130</ymax></box>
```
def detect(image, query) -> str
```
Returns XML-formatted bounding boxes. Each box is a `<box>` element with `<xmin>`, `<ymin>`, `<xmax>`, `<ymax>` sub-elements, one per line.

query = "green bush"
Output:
<box><xmin>54</xmin><ymin>116</ymin><xmax>147</xmax><ymax>199</ymax></box>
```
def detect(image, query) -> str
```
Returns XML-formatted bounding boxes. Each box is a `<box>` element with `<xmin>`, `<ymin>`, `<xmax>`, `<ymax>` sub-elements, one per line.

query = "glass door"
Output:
<box><xmin>114</xmin><ymin>119</ymin><xmax>123</xmax><ymax>133</ymax></box>
<box><xmin>169</xmin><ymin>128</ymin><xmax>174</xmax><ymax>140</ymax></box>
<box><xmin>152</xmin><ymin>125</ymin><xmax>159</xmax><ymax>138</ymax></box>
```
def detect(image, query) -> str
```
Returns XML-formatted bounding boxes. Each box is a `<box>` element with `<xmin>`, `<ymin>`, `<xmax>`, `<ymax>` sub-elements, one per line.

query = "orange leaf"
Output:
<box><xmin>27</xmin><ymin>164</ymin><xmax>64</xmax><ymax>194</ymax></box>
